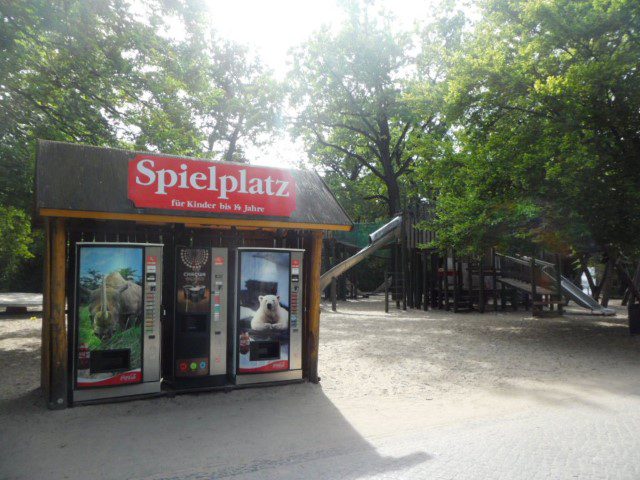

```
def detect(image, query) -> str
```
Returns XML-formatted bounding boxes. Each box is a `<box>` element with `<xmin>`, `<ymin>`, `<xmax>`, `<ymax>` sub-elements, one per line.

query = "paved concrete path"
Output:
<box><xmin>147</xmin><ymin>393</ymin><xmax>640</xmax><ymax>480</ymax></box>
<box><xmin>2</xmin><ymin>298</ymin><xmax>640</xmax><ymax>479</ymax></box>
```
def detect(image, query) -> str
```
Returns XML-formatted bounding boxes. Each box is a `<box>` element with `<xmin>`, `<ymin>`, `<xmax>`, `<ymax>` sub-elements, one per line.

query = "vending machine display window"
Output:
<box><xmin>235</xmin><ymin>248</ymin><xmax>304</xmax><ymax>384</ymax></box>
<box><xmin>170</xmin><ymin>246</ymin><xmax>228</xmax><ymax>387</ymax></box>
<box><xmin>75</xmin><ymin>245</ymin><xmax>146</xmax><ymax>388</ymax></box>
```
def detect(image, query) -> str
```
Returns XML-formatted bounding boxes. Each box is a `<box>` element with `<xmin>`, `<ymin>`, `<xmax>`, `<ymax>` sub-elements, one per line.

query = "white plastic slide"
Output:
<box><xmin>319</xmin><ymin>216</ymin><xmax>402</xmax><ymax>291</ymax></box>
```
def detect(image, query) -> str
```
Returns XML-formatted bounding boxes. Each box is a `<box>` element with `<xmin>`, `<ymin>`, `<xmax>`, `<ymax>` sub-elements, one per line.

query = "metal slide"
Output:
<box><xmin>517</xmin><ymin>255</ymin><xmax>617</xmax><ymax>316</ymax></box>
<box><xmin>319</xmin><ymin>216</ymin><xmax>402</xmax><ymax>291</ymax></box>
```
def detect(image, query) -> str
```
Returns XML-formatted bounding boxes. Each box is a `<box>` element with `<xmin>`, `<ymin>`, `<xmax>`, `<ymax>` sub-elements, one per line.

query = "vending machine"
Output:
<box><xmin>233</xmin><ymin>248</ymin><xmax>304</xmax><ymax>385</ymax></box>
<box><xmin>170</xmin><ymin>246</ymin><xmax>228</xmax><ymax>388</ymax></box>
<box><xmin>72</xmin><ymin>243</ymin><xmax>163</xmax><ymax>403</ymax></box>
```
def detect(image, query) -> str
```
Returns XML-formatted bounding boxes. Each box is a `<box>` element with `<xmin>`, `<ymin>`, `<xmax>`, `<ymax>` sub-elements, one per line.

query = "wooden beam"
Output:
<box><xmin>48</xmin><ymin>218</ymin><xmax>68</xmax><ymax>409</ymax></box>
<box><xmin>39</xmin><ymin>208</ymin><xmax>352</xmax><ymax>232</ymax></box>
<box><xmin>306</xmin><ymin>231</ymin><xmax>323</xmax><ymax>384</ymax></box>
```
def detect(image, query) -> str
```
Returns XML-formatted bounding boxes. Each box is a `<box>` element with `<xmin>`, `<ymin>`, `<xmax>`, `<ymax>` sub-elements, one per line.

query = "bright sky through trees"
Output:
<box><xmin>204</xmin><ymin>0</ymin><xmax>440</xmax><ymax>167</ymax></box>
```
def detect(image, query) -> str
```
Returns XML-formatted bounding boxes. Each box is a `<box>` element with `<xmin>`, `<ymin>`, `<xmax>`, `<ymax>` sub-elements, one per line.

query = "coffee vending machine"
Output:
<box><xmin>170</xmin><ymin>246</ymin><xmax>228</xmax><ymax>388</ymax></box>
<box><xmin>234</xmin><ymin>248</ymin><xmax>304</xmax><ymax>385</ymax></box>
<box><xmin>72</xmin><ymin>243</ymin><xmax>163</xmax><ymax>403</ymax></box>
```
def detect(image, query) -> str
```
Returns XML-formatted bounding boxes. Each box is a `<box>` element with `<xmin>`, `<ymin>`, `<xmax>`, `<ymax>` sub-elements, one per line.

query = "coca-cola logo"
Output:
<box><xmin>128</xmin><ymin>155</ymin><xmax>296</xmax><ymax>217</ymax></box>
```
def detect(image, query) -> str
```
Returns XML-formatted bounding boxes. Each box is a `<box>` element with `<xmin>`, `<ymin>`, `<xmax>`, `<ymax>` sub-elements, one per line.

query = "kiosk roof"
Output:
<box><xmin>36</xmin><ymin>140</ymin><xmax>353</xmax><ymax>231</ymax></box>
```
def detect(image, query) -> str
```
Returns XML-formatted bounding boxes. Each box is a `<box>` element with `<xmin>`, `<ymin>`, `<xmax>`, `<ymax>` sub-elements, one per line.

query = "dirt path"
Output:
<box><xmin>1</xmin><ymin>299</ymin><xmax>640</xmax><ymax>479</ymax></box>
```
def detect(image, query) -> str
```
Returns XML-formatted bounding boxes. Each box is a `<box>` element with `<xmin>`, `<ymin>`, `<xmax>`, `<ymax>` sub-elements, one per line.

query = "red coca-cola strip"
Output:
<box><xmin>128</xmin><ymin>155</ymin><xmax>296</xmax><ymax>217</ymax></box>
<box><xmin>77</xmin><ymin>370</ymin><xmax>142</xmax><ymax>387</ymax></box>
<box><xmin>238</xmin><ymin>360</ymin><xmax>289</xmax><ymax>373</ymax></box>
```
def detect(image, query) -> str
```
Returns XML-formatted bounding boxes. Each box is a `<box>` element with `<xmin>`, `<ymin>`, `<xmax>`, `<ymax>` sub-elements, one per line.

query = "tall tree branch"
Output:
<box><xmin>312</xmin><ymin>129</ymin><xmax>386</xmax><ymax>181</ymax></box>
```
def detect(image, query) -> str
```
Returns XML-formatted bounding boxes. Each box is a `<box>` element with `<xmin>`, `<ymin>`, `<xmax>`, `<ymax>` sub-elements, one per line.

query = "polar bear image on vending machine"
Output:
<box><xmin>236</xmin><ymin>249</ymin><xmax>294</xmax><ymax>377</ymax></box>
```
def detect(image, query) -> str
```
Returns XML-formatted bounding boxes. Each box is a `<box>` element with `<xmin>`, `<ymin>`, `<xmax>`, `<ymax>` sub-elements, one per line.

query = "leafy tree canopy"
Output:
<box><xmin>0</xmin><ymin>0</ymin><xmax>282</xmax><ymax>290</ymax></box>
<box><xmin>427</xmin><ymin>0</ymin><xmax>640</xmax><ymax>257</ymax></box>
<box><xmin>288</xmin><ymin>1</ymin><xmax>447</xmax><ymax>220</ymax></box>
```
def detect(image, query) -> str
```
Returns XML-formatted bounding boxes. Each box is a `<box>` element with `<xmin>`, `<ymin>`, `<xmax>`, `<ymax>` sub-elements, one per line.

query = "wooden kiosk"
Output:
<box><xmin>36</xmin><ymin>140</ymin><xmax>352</xmax><ymax>409</ymax></box>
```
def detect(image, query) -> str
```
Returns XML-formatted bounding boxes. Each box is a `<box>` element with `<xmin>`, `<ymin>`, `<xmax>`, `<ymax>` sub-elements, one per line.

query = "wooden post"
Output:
<box><xmin>331</xmin><ymin>277</ymin><xmax>337</xmax><ymax>312</ymax></box>
<box><xmin>466</xmin><ymin>257</ymin><xmax>473</xmax><ymax>310</ymax></box>
<box><xmin>630</xmin><ymin>262</ymin><xmax>640</xmax><ymax>305</ymax></box>
<box><xmin>352</xmin><ymin>271</ymin><xmax>358</xmax><ymax>300</ymax></box>
<box><xmin>306</xmin><ymin>231</ymin><xmax>323</xmax><ymax>384</ymax></box>
<box><xmin>555</xmin><ymin>254</ymin><xmax>563</xmax><ymax>315</ymax></box>
<box><xmin>452</xmin><ymin>250</ymin><xmax>459</xmax><ymax>312</ymax></box>
<box><xmin>41</xmin><ymin>219</ymin><xmax>52</xmax><ymax>395</ymax></box>
<box><xmin>400</xmin><ymin>215</ymin><xmax>407</xmax><ymax>311</ymax></box>
<box><xmin>479</xmin><ymin>258</ymin><xmax>485</xmax><ymax>313</ymax></box>
<box><xmin>404</xmin><ymin>248</ymin><xmax>414</xmax><ymax>308</ymax></box>
<box><xmin>432</xmin><ymin>253</ymin><xmax>440</xmax><ymax>309</ymax></box>
<box><xmin>492</xmin><ymin>249</ymin><xmax>498</xmax><ymax>312</ymax></box>
<box><xmin>49</xmin><ymin>218</ymin><xmax>67</xmax><ymax>409</ymax></box>
<box><xmin>384</xmin><ymin>272</ymin><xmax>390</xmax><ymax>313</ymax></box>
<box><xmin>394</xmin><ymin>244</ymin><xmax>400</xmax><ymax>308</ymax></box>
<box><xmin>530</xmin><ymin>257</ymin><xmax>538</xmax><ymax>316</ymax></box>
<box><xmin>422</xmin><ymin>252</ymin><xmax>428</xmax><ymax>311</ymax></box>
<box><xmin>443</xmin><ymin>251</ymin><xmax>450</xmax><ymax>311</ymax></box>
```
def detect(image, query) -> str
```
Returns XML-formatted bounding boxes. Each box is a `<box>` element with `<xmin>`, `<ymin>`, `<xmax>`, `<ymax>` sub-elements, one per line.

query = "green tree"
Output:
<box><xmin>0</xmin><ymin>0</ymin><xmax>285</xmax><ymax>290</ymax></box>
<box><xmin>201</xmin><ymin>38</ymin><xmax>283</xmax><ymax>163</ymax></box>
<box><xmin>288</xmin><ymin>2</ymin><xmax>443</xmax><ymax>219</ymax></box>
<box><xmin>428</xmin><ymin>0</ymin><xmax>640</xmax><ymax>258</ymax></box>
<box><xmin>0</xmin><ymin>207</ymin><xmax>34</xmax><ymax>289</ymax></box>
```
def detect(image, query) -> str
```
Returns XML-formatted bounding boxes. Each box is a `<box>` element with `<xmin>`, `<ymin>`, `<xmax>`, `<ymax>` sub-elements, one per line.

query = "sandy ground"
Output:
<box><xmin>2</xmin><ymin>299</ymin><xmax>640</xmax><ymax>479</ymax></box>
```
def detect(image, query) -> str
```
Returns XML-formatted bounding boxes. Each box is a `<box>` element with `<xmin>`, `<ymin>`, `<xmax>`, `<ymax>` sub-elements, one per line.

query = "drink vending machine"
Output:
<box><xmin>170</xmin><ymin>246</ymin><xmax>228</xmax><ymax>388</ymax></box>
<box><xmin>234</xmin><ymin>248</ymin><xmax>304</xmax><ymax>385</ymax></box>
<box><xmin>72</xmin><ymin>243</ymin><xmax>163</xmax><ymax>403</ymax></box>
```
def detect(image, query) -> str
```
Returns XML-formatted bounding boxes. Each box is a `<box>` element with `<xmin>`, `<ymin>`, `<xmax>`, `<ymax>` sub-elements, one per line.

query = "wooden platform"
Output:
<box><xmin>497</xmin><ymin>278</ymin><xmax>555</xmax><ymax>296</ymax></box>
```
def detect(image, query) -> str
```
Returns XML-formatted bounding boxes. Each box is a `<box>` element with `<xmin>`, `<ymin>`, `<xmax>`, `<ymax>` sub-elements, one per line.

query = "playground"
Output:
<box><xmin>3</xmin><ymin>298</ymin><xmax>640</xmax><ymax>479</ymax></box>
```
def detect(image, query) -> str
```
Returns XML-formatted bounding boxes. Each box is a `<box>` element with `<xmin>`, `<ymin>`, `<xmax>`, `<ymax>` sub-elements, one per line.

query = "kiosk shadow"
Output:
<box><xmin>0</xmin><ymin>383</ymin><xmax>430</xmax><ymax>480</ymax></box>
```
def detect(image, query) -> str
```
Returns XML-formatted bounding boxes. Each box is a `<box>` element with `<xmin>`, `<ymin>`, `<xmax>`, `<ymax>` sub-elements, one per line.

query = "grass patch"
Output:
<box><xmin>78</xmin><ymin>306</ymin><xmax>142</xmax><ymax>369</ymax></box>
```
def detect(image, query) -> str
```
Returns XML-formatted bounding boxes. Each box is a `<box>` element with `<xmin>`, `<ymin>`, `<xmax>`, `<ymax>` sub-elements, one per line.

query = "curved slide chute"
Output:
<box><xmin>517</xmin><ymin>255</ymin><xmax>617</xmax><ymax>316</ymax></box>
<box><xmin>319</xmin><ymin>216</ymin><xmax>402</xmax><ymax>291</ymax></box>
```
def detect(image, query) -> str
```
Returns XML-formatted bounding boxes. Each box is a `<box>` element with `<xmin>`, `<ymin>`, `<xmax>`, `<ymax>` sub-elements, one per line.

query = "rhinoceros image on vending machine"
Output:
<box><xmin>74</xmin><ymin>244</ymin><xmax>151</xmax><ymax>392</ymax></box>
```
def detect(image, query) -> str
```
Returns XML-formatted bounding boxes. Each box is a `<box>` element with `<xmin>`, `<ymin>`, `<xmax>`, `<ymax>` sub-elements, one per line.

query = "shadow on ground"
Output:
<box><xmin>0</xmin><ymin>313</ymin><xmax>429</xmax><ymax>480</ymax></box>
<box><xmin>0</xmin><ymin>383</ymin><xmax>429</xmax><ymax>480</ymax></box>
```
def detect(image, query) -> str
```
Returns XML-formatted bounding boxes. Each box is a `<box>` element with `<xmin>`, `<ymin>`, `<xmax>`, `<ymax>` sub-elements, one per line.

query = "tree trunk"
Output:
<box><xmin>224</xmin><ymin>122</ymin><xmax>242</xmax><ymax>162</ymax></box>
<box><xmin>593</xmin><ymin>256</ymin><xmax>612</xmax><ymax>301</ymax></box>
<box><xmin>616</xmin><ymin>262</ymin><xmax>640</xmax><ymax>302</ymax></box>
<box><xmin>600</xmin><ymin>255</ymin><xmax>616</xmax><ymax>307</ymax></box>
<box><xmin>377</xmin><ymin>114</ymin><xmax>402</xmax><ymax>216</ymax></box>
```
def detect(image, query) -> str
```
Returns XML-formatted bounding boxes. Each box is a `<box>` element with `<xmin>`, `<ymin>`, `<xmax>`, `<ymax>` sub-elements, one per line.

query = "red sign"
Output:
<box><xmin>214</xmin><ymin>256</ymin><xmax>225</xmax><ymax>266</ymax></box>
<box><xmin>128</xmin><ymin>155</ymin><xmax>296</xmax><ymax>217</ymax></box>
<box><xmin>292</xmin><ymin>259</ymin><xmax>300</xmax><ymax>267</ymax></box>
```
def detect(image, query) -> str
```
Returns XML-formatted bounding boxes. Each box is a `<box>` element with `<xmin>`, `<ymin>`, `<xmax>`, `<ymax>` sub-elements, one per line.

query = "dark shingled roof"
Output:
<box><xmin>36</xmin><ymin>140</ymin><xmax>352</xmax><ymax>230</ymax></box>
